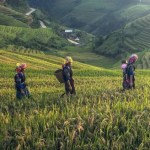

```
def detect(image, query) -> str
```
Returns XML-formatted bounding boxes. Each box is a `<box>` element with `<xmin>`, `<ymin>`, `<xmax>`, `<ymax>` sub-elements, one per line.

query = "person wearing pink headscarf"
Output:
<box><xmin>127</xmin><ymin>54</ymin><xmax>138</xmax><ymax>89</ymax></box>
<box><xmin>121</xmin><ymin>54</ymin><xmax>138</xmax><ymax>90</ymax></box>
<box><xmin>14</xmin><ymin>63</ymin><xmax>30</xmax><ymax>99</ymax></box>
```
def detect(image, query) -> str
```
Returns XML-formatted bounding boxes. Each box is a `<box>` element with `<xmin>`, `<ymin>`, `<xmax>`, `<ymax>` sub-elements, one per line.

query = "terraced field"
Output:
<box><xmin>124</xmin><ymin>14</ymin><xmax>150</xmax><ymax>51</ymax></box>
<box><xmin>120</xmin><ymin>2</ymin><xmax>150</xmax><ymax>21</ymax></box>
<box><xmin>123</xmin><ymin>14</ymin><xmax>150</xmax><ymax>69</ymax></box>
<box><xmin>0</xmin><ymin>25</ymin><xmax>68</xmax><ymax>51</ymax></box>
<box><xmin>0</xmin><ymin>5</ymin><xmax>30</xmax><ymax>27</ymax></box>
<box><xmin>0</xmin><ymin>49</ymin><xmax>150</xmax><ymax>149</ymax></box>
<box><xmin>137</xmin><ymin>52</ymin><xmax>150</xmax><ymax>69</ymax></box>
<box><xmin>29</xmin><ymin>0</ymin><xmax>150</xmax><ymax>35</ymax></box>
<box><xmin>96</xmin><ymin>12</ymin><xmax>150</xmax><ymax>69</ymax></box>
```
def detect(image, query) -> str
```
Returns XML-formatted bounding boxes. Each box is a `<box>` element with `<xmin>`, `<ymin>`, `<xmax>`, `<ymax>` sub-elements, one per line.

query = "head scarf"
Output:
<box><xmin>128</xmin><ymin>54</ymin><xmax>138</xmax><ymax>64</ymax></box>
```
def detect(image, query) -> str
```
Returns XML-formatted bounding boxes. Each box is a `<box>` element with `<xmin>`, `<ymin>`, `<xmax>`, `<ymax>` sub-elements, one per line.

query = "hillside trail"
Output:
<box><xmin>25</xmin><ymin>8</ymin><xmax>36</xmax><ymax>16</ymax></box>
<box><xmin>67</xmin><ymin>39</ymin><xmax>80</xmax><ymax>45</ymax></box>
<box><xmin>25</xmin><ymin>8</ymin><xmax>47</xmax><ymax>29</ymax></box>
<box><xmin>39</xmin><ymin>20</ymin><xmax>47</xmax><ymax>28</ymax></box>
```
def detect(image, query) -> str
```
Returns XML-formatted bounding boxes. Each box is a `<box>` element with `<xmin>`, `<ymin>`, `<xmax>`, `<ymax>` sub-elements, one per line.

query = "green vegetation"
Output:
<box><xmin>29</xmin><ymin>0</ymin><xmax>150</xmax><ymax>35</ymax></box>
<box><xmin>30</xmin><ymin>9</ymin><xmax>48</xmax><ymax>28</ymax></box>
<box><xmin>6</xmin><ymin>0</ymin><xmax>29</xmax><ymax>13</ymax></box>
<box><xmin>0</xmin><ymin>13</ymin><xmax>28</xmax><ymax>27</ymax></box>
<box><xmin>0</xmin><ymin>5</ymin><xmax>149</xmax><ymax>150</ymax></box>
<box><xmin>94</xmin><ymin>13</ymin><xmax>150</xmax><ymax>69</ymax></box>
<box><xmin>0</xmin><ymin>5</ymin><xmax>30</xmax><ymax>27</ymax></box>
<box><xmin>137</xmin><ymin>52</ymin><xmax>150</xmax><ymax>69</ymax></box>
<box><xmin>0</xmin><ymin>49</ymin><xmax>150</xmax><ymax>149</ymax></box>
<box><xmin>26</xmin><ymin>0</ymin><xmax>150</xmax><ymax>69</ymax></box>
<box><xmin>56</xmin><ymin>46</ymin><xmax>118</xmax><ymax>69</ymax></box>
<box><xmin>124</xmin><ymin>13</ymin><xmax>150</xmax><ymax>51</ymax></box>
<box><xmin>0</xmin><ymin>25</ymin><xmax>68</xmax><ymax>51</ymax></box>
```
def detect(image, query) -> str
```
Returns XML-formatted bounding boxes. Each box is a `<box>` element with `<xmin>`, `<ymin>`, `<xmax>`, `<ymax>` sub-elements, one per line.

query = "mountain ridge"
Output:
<box><xmin>28</xmin><ymin>0</ymin><xmax>150</xmax><ymax>35</ymax></box>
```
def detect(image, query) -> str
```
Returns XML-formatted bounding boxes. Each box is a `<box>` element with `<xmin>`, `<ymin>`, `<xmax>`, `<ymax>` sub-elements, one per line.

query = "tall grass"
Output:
<box><xmin>0</xmin><ymin>50</ymin><xmax>149</xmax><ymax>149</ymax></box>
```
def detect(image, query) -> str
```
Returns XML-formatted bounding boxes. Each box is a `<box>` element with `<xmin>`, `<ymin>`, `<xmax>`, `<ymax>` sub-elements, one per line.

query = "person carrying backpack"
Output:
<box><xmin>62</xmin><ymin>56</ymin><xmax>76</xmax><ymax>96</ymax></box>
<box><xmin>14</xmin><ymin>63</ymin><xmax>30</xmax><ymax>99</ymax></box>
<box><xmin>126</xmin><ymin>54</ymin><xmax>138</xmax><ymax>89</ymax></box>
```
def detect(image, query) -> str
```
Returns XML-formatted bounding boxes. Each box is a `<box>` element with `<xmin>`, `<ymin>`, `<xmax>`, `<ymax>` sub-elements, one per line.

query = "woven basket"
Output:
<box><xmin>54</xmin><ymin>69</ymin><xmax>64</xmax><ymax>83</ymax></box>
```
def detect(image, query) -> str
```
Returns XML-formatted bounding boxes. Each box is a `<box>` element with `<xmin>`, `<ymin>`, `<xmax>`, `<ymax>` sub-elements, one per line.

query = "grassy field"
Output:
<box><xmin>56</xmin><ymin>46</ymin><xmax>119</xmax><ymax>69</ymax></box>
<box><xmin>0</xmin><ymin>25</ymin><xmax>69</xmax><ymax>51</ymax></box>
<box><xmin>0</xmin><ymin>49</ymin><xmax>150</xmax><ymax>149</ymax></box>
<box><xmin>0</xmin><ymin>24</ymin><xmax>118</xmax><ymax>69</ymax></box>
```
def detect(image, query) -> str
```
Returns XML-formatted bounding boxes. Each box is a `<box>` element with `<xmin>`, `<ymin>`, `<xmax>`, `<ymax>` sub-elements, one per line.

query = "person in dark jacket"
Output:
<box><xmin>14</xmin><ymin>63</ymin><xmax>30</xmax><ymax>99</ymax></box>
<box><xmin>126</xmin><ymin>54</ymin><xmax>138</xmax><ymax>89</ymax></box>
<box><xmin>62</xmin><ymin>56</ymin><xmax>76</xmax><ymax>96</ymax></box>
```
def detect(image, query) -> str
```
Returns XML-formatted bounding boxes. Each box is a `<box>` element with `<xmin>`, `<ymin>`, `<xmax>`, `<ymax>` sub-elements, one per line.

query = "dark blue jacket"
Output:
<box><xmin>126</xmin><ymin>64</ymin><xmax>135</xmax><ymax>76</ymax></box>
<box><xmin>62</xmin><ymin>65</ymin><xmax>73</xmax><ymax>82</ymax></box>
<box><xmin>14</xmin><ymin>72</ymin><xmax>26</xmax><ymax>90</ymax></box>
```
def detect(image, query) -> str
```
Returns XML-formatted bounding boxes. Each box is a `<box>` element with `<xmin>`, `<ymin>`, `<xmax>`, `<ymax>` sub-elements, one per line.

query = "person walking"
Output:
<box><xmin>126</xmin><ymin>54</ymin><xmax>138</xmax><ymax>89</ymax></box>
<box><xmin>62</xmin><ymin>56</ymin><xmax>76</xmax><ymax>96</ymax></box>
<box><xmin>14</xmin><ymin>63</ymin><xmax>30</xmax><ymax>99</ymax></box>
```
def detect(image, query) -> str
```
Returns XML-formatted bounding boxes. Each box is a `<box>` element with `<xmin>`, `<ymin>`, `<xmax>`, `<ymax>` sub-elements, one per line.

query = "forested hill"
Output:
<box><xmin>28</xmin><ymin>0</ymin><xmax>150</xmax><ymax>35</ymax></box>
<box><xmin>2</xmin><ymin>0</ymin><xmax>29</xmax><ymax>12</ymax></box>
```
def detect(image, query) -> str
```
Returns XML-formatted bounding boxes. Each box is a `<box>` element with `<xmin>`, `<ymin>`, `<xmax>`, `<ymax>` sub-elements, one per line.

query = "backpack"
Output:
<box><xmin>54</xmin><ymin>69</ymin><xmax>64</xmax><ymax>83</ymax></box>
<box><xmin>123</xmin><ymin>64</ymin><xmax>135</xmax><ymax>89</ymax></box>
<box><xmin>126</xmin><ymin>64</ymin><xmax>135</xmax><ymax>77</ymax></box>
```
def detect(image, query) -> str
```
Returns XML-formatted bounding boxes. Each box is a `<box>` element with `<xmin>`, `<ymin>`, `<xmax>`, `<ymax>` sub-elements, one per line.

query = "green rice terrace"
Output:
<box><xmin>0</xmin><ymin>5</ymin><xmax>30</xmax><ymax>27</ymax></box>
<box><xmin>95</xmin><ymin>13</ymin><xmax>150</xmax><ymax>69</ymax></box>
<box><xmin>0</xmin><ymin>25</ymin><xmax>68</xmax><ymax>51</ymax></box>
<box><xmin>0</xmin><ymin>49</ymin><xmax>150</xmax><ymax>149</ymax></box>
<box><xmin>124</xmin><ymin>13</ymin><xmax>150</xmax><ymax>50</ymax></box>
<box><xmin>29</xmin><ymin>0</ymin><xmax>150</xmax><ymax>35</ymax></box>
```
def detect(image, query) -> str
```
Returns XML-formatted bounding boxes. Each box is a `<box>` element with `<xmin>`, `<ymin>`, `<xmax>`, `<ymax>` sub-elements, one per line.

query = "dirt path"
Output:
<box><xmin>25</xmin><ymin>8</ymin><xmax>36</xmax><ymax>16</ymax></box>
<box><xmin>67</xmin><ymin>39</ymin><xmax>80</xmax><ymax>45</ymax></box>
<box><xmin>39</xmin><ymin>20</ymin><xmax>47</xmax><ymax>28</ymax></box>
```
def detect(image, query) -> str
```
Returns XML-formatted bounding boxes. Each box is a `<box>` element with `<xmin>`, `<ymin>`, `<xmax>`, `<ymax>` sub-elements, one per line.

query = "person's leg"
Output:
<box><xmin>122</xmin><ymin>80</ymin><xmax>126</xmax><ymax>90</ymax></box>
<box><xmin>16</xmin><ymin>90</ymin><xmax>22</xmax><ymax>100</ymax></box>
<box><xmin>70</xmin><ymin>78</ymin><xmax>76</xmax><ymax>94</ymax></box>
<box><xmin>129</xmin><ymin>75</ymin><xmax>133</xmax><ymax>89</ymax></box>
<box><xmin>24</xmin><ymin>87</ymin><xmax>30</xmax><ymax>98</ymax></box>
<box><xmin>65</xmin><ymin>81</ymin><xmax>70</xmax><ymax>95</ymax></box>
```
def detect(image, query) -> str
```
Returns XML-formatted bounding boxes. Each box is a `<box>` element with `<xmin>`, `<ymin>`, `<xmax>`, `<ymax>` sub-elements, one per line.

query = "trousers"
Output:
<box><xmin>65</xmin><ymin>78</ymin><xmax>76</xmax><ymax>95</ymax></box>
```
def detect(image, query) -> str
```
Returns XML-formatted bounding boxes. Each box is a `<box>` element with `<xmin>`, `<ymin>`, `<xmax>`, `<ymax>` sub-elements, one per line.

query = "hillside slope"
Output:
<box><xmin>0</xmin><ymin>49</ymin><xmax>117</xmax><ymax>77</ymax></box>
<box><xmin>1</xmin><ymin>0</ymin><xmax>150</xmax><ymax>69</ymax></box>
<box><xmin>0</xmin><ymin>5</ymin><xmax>31</xmax><ymax>27</ymax></box>
<box><xmin>5</xmin><ymin>0</ymin><xmax>29</xmax><ymax>13</ymax></box>
<box><xmin>94</xmin><ymin>13</ymin><xmax>150</xmax><ymax>69</ymax></box>
<box><xmin>0</xmin><ymin>25</ymin><xmax>69</xmax><ymax>51</ymax></box>
<box><xmin>29</xmin><ymin>0</ymin><xmax>150</xmax><ymax>35</ymax></box>
<box><xmin>0</xmin><ymin>48</ymin><xmax>150</xmax><ymax>149</ymax></box>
